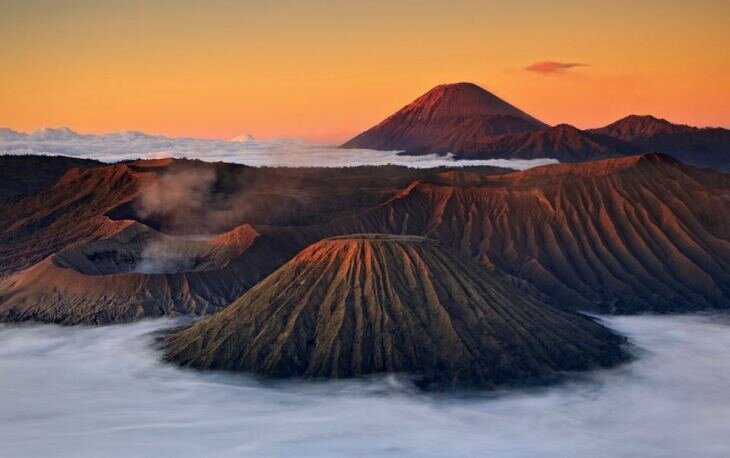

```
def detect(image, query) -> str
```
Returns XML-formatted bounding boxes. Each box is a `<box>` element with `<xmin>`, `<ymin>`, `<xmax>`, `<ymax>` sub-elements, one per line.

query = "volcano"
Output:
<box><xmin>0</xmin><ymin>222</ymin><xmax>264</xmax><ymax>324</ymax></box>
<box><xmin>341</xmin><ymin>85</ymin><xmax>730</xmax><ymax>171</ymax></box>
<box><xmin>164</xmin><ymin>234</ymin><xmax>627</xmax><ymax>389</ymax></box>
<box><xmin>591</xmin><ymin>115</ymin><xmax>730</xmax><ymax>171</ymax></box>
<box><xmin>341</xmin><ymin>82</ymin><xmax>547</xmax><ymax>154</ymax></box>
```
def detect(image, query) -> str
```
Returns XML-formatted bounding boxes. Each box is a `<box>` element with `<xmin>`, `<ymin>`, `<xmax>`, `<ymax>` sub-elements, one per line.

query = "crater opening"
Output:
<box><xmin>52</xmin><ymin>224</ymin><xmax>245</xmax><ymax>276</ymax></box>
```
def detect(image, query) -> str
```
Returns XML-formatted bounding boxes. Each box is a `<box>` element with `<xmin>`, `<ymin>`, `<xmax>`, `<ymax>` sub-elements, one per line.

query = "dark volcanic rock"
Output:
<box><xmin>0</xmin><ymin>154</ymin><xmax>102</xmax><ymax>201</ymax></box>
<box><xmin>164</xmin><ymin>234</ymin><xmax>627</xmax><ymax>389</ymax></box>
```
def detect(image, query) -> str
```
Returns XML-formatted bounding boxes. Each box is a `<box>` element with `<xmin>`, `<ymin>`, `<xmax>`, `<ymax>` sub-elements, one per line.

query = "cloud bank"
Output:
<box><xmin>525</xmin><ymin>61</ymin><xmax>587</xmax><ymax>74</ymax></box>
<box><xmin>0</xmin><ymin>127</ymin><xmax>557</xmax><ymax>170</ymax></box>
<box><xmin>0</xmin><ymin>314</ymin><xmax>728</xmax><ymax>457</ymax></box>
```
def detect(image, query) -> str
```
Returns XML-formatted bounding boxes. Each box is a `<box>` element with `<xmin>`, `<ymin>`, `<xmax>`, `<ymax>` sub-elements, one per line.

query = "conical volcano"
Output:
<box><xmin>341</xmin><ymin>82</ymin><xmax>547</xmax><ymax>154</ymax></box>
<box><xmin>164</xmin><ymin>234</ymin><xmax>626</xmax><ymax>388</ymax></box>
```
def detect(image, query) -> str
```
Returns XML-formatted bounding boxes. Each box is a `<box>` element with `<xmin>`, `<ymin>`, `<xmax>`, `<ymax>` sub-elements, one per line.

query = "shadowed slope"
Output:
<box><xmin>591</xmin><ymin>115</ymin><xmax>730</xmax><ymax>171</ymax></box>
<box><xmin>164</xmin><ymin>235</ymin><xmax>627</xmax><ymax>389</ymax></box>
<box><xmin>452</xmin><ymin>124</ymin><xmax>634</xmax><ymax>161</ymax></box>
<box><xmin>0</xmin><ymin>155</ymin><xmax>102</xmax><ymax>201</ymax></box>
<box><xmin>0</xmin><ymin>164</ymin><xmax>151</xmax><ymax>276</ymax></box>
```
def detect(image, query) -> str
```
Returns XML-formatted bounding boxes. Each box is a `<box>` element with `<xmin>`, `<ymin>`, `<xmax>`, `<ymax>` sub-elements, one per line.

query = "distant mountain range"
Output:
<box><xmin>0</xmin><ymin>127</ymin><xmax>160</xmax><ymax>142</ymax></box>
<box><xmin>342</xmin><ymin>82</ymin><xmax>730</xmax><ymax>171</ymax></box>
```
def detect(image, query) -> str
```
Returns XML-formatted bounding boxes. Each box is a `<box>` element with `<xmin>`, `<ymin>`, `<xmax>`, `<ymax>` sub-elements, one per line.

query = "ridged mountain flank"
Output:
<box><xmin>0</xmin><ymin>158</ymin><xmax>510</xmax><ymax>324</ymax></box>
<box><xmin>315</xmin><ymin>154</ymin><xmax>730</xmax><ymax>312</ymax></box>
<box><xmin>164</xmin><ymin>234</ymin><xmax>627</xmax><ymax>389</ymax></box>
<box><xmin>341</xmin><ymin>82</ymin><xmax>547</xmax><ymax>153</ymax></box>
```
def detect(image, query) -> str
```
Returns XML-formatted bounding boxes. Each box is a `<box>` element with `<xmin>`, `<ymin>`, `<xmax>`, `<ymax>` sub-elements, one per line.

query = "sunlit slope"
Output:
<box><xmin>165</xmin><ymin>235</ymin><xmax>626</xmax><ymax>388</ymax></box>
<box><xmin>317</xmin><ymin>154</ymin><xmax>730</xmax><ymax>312</ymax></box>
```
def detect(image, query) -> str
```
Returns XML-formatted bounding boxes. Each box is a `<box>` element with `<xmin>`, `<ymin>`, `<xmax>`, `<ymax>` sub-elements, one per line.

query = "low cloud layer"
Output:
<box><xmin>0</xmin><ymin>314</ymin><xmax>728</xmax><ymax>456</ymax></box>
<box><xmin>525</xmin><ymin>61</ymin><xmax>587</xmax><ymax>74</ymax></box>
<box><xmin>0</xmin><ymin>127</ymin><xmax>557</xmax><ymax>170</ymax></box>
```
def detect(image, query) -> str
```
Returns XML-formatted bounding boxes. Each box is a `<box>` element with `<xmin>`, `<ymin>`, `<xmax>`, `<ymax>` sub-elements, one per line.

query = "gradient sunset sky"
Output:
<box><xmin>2</xmin><ymin>0</ymin><xmax>729</xmax><ymax>142</ymax></box>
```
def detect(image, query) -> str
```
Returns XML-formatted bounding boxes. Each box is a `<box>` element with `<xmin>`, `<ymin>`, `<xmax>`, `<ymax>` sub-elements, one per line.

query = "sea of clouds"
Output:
<box><xmin>0</xmin><ymin>127</ymin><xmax>558</xmax><ymax>169</ymax></box>
<box><xmin>1</xmin><ymin>314</ymin><xmax>728</xmax><ymax>457</ymax></box>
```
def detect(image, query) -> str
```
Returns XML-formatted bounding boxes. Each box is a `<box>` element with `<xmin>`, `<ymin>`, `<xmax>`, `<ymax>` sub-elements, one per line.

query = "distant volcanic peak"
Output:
<box><xmin>595</xmin><ymin>114</ymin><xmax>693</xmax><ymax>139</ymax></box>
<box><xmin>164</xmin><ymin>234</ymin><xmax>627</xmax><ymax>389</ymax></box>
<box><xmin>397</xmin><ymin>82</ymin><xmax>546</xmax><ymax>126</ymax></box>
<box><xmin>341</xmin><ymin>82</ymin><xmax>546</xmax><ymax>152</ymax></box>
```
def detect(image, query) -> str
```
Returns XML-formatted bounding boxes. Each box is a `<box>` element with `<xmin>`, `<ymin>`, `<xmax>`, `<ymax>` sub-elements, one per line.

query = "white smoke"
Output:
<box><xmin>0</xmin><ymin>127</ymin><xmax>558</xmax><ymax>170</ymax></box>
<box><xmin>0</xmin><ymin>314</ymin><xmax>728</xmax><ymax>457</ymax></box>
<box><xmin>134</xmin><ymin>239</ymin><xmax>200</xmax><ymax>274</ymax></box>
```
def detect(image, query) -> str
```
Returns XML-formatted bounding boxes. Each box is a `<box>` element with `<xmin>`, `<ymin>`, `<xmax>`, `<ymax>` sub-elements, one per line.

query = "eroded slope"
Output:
<box><xmin>165</xmin><ymin>235</ymin><xmax>626</xmax><ymax>388</ymax></box>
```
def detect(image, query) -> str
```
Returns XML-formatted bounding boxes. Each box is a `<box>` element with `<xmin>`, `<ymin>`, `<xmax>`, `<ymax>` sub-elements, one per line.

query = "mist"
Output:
<box><xmin>0</xmin><ymin>128</ymin><xmax>558</xmax><ymax>170</ymax></box>
<box><xmin>1</xmin><ymin>314</ymin><xmax>729</xmax><ymax>457</ymax></box>
<box><xmin>134</xmin><ymin>238</ymin><xmax>203</xmax><ymax>274</ymax></box>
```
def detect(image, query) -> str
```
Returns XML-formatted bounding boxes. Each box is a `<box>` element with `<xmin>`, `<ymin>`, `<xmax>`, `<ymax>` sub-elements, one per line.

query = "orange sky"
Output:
<box><xmin>2</xmin><ymin>0</ymin><xmax>729</xmax><ymax>143</ymax></box>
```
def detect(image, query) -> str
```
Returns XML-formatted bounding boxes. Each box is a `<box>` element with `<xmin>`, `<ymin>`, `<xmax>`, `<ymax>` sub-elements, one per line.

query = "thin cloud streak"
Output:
<box><xmin>525</xmin><ymin>61</ymin><xmax>587</xmax><ymax>74</ymax></box>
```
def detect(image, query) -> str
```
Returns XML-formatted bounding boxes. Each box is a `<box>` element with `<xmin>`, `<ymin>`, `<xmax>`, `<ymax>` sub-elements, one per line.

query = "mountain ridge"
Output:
<box><xmin>342</xmin><ymin>83</ymin><xmax>730</xmax><ymax>171</ymax></box>
<box><xmin>1</xmin><ymin>154</ymin><xmax>728</xmax><ymax>323</ymax></box>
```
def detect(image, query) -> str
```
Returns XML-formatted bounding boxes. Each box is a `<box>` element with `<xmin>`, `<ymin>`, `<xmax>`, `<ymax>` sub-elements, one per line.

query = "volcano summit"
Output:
<box><xmin>341</xmin><ymin>82</ymin><xmax>547</xmax><ymax>154</ymax></box>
